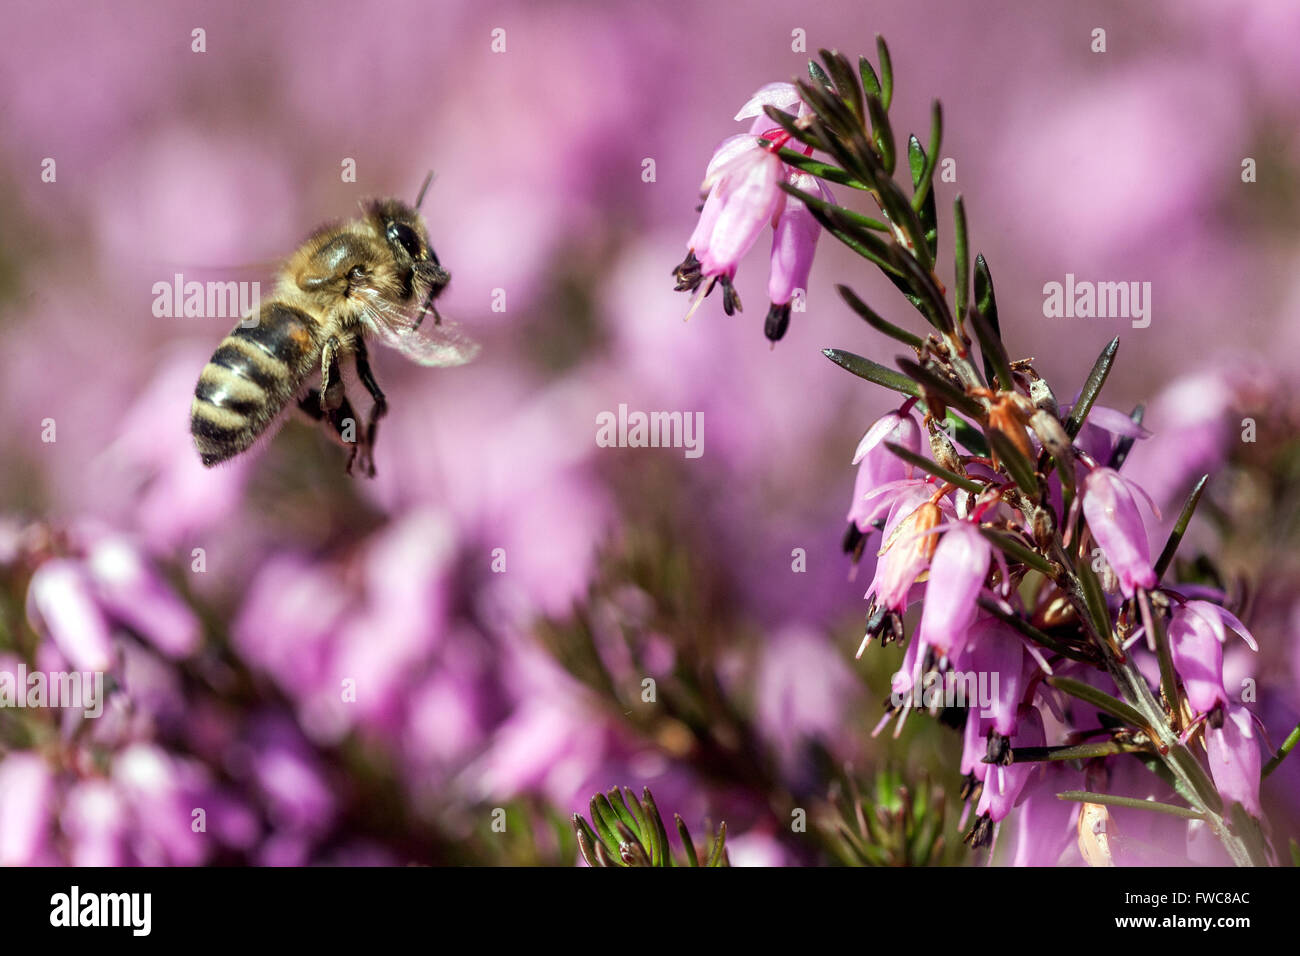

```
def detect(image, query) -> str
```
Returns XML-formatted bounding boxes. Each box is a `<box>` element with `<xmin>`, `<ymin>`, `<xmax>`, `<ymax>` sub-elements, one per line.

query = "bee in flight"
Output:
<box><xmin>191</xmin><ymin>174</ymin><xmax>477</xmax><ymax>476</ymax></box>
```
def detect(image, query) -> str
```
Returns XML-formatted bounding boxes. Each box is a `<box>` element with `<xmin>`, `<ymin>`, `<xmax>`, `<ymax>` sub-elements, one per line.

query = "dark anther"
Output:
<box><xmin>672</xmin><ymin>250</ymin><xmax>703</xmax><ymax>292</ymax></box>
<box><xmin>765</xmin><ymin>302</ymin><xmax>792</xmax><ymax>342</ymax></box>
<box><xmin>963</xmin><ymin>813</ymin><xmax>994</xmax><ymax>848</ymax></box>
<box><xmin>720</xmin><ymin>276</ymin><xmax>742</xmax><ymax>315</ymax></box>
<box><xmin>984</xmin><ymin>731</ymin><xmax>1012</xmax><ymax>766</ymax></box>
<box><xmin>842</xmin><ymin>521</ymin><xmax>865</xmax><ymax>556</ymax></box>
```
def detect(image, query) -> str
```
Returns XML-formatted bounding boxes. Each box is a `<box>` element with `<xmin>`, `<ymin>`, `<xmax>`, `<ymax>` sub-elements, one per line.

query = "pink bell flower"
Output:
<box><xmin>765</xmin><ymin>169</ymin><xmax>832</xmax><ymax>341</ymax></box>
<box><xmin>1081</xmin><ymin>466</ymin><xmax>1159</xmax><ymax>597</ymax></box>
<box><xmin>1205</xmin><ymin>704</ymin><xmax>1262</xmax><ymax>816</ymax></box>
<box><xmin>25</xmin><ymin>558</ymin><xmax>114</xmax><ymax>672</ymax></box>
<box><xmin>847</xmin><ymin>405</ymin><xmax>922</xmax><ymax>532</ymax></box>
<box><xmin>0</xmin><ymin>753</ymin><xmax>53</xmax><ymax>866</ymax></box>
<box><xmin>915</xmin><ymin>521</ymin><xmax>992</xmax><ymax>661</ymax></box>
<box><xmin>1168</xmin><ymin>600</ymin><xmax>1257</xmax><ymax>714</ymax></box>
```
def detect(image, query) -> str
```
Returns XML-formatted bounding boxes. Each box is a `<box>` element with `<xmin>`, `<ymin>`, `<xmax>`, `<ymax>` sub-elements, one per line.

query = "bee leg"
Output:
<box><xmin>318</xmin><ymin>337</ymin><xmax>344</xmax><ymax>414</ymax></box>
<box><xmin>312</xmin><ymin>343</ymin><xmax>372</xmax><ymax>477</ymax></box>
<box><xmin>299</xmin><ymin>387</ymin><xmax>363</xmax><ymax>470</ymax></box>
<box><xmin>353</xmin><ymin>341</ymin><xmax>387</xmax><ymax>478</ymax></box>
<box><xmin>327</xmin><ymin>395</ymin><xmax>367</xmax><ymax>476</ymax></box>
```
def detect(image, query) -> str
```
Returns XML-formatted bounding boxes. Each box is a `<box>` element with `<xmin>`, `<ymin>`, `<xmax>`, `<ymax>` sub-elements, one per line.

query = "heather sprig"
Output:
<box><xmin>572</xmin><ymin>787</ymin><xmax>728</xmax><ymax>867</ymax></box>
<box><xmin>675</xmin><ymin>40</ymin><xmax>1281</xmax><ymax>865</ymax></box>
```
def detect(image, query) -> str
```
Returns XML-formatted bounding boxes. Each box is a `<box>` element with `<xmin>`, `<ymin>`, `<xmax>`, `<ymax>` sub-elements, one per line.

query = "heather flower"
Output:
<box><xmin>1168</xmin><ymin>600</ymin><xmax>1258</xmax><ymax>714</ymax></box>
<box><xmin>85</xmin><ymin>533</ymin><xmax>200</xmax><ymax>659</ymax></box>
<box><xmin>245</xmin><ymin>719</ymin><xmax>337</xmax><ymax>838</ymax></box>
<box><xmin>847</xmin><ymin>404</ymin><xmax>922</xmax><ymax>533</ymax></box>
<box><xmin>25</xmin><ymin>558</ymin><xmax>115</xmax><ymax>672</ymax></box>
<box><xmin>957</xmin><ymin>618</ymin><xmax>1028</xmax><ymax>737</ymax></box>
<box><xmin>1008</xmin><ymin>762</ymin><xmax>1083</xmax><ymax>866</ymax></box>
<box><xmin>733</xmin><ymin>81</ymin><xmax>803</xmax><ymax>125</ymax></box>
<box><xmin>1081</xmin><ymin>467</ymin><xmax>1158</xmax><ymax>597</ymax></box>
<box><xmin>1205</xmin><ymin>704</ymin><xmax>1262</xmax><ymax>816</ymax></box>
<box><xmin>677</xmin><ymin>139</ymin><xmax>785</xmax><ymax>316</ymax></box>
<box><xmin>0</xmin><ymin>753</ymin><xmax>54</xmax><ymax>866</ymax></box>
<box><xmin>866</xmin><ymin>485</ymin><xmax>943</xmax><ymax>615</ymax></box>
<box><xmin>960</xmin><ymin>707</ymin><xmax>991</xmax><ymax>785</ymax></box>
<box><xmin>976</xmin><ymin>706</ymin><xmax>1046</xmax><ymax>825</ymax></box>
<box><xmin>62</xmin><ymin>779</ymin><xmax>129</xmax><ymax>867</ymax></box>
<box><xmin>914</xmin><ymin>521</ymin><xmax>992</xmax><ymax>662</ymax></box>
<box><xmin>674</xmin><ymin>81</ymin><xmax>828</xmax><ymax>333</ymax></box>
<box><xmin>111</xmin><ymin>743</ymin><xmax>209</xmax><ymax>865</ymax></box>
<box><xmin>765</xmin><ymin>169</ymin><xmax>832</xmax><ymax>342</ymax></box>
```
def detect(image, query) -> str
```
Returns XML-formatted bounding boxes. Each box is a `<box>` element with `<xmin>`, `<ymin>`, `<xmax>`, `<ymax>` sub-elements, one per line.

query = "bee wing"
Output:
<box><xmin>362</xmin><ymin>303</ymin><xmax>481</xmax><ymax>368</ymax></box>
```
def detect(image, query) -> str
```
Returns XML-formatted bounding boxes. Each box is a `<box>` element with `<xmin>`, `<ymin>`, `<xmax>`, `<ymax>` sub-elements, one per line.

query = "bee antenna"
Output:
<box><xmin>415</xmin><ymin>170</ymin><xmax>436</xmax><ymax>209</ymax></box>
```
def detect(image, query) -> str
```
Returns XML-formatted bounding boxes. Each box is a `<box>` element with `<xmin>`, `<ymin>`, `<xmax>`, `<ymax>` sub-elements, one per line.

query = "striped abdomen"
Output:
<box><xmin>191</xmin><ymin>303</ymin><xmax>320</xmax><ymax>466</ymax></box>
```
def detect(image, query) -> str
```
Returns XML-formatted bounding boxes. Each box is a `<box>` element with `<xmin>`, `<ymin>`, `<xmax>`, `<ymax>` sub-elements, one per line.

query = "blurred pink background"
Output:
<box><xmin>0</xmin><ymin>0</ymin><xmax>1297</xmax><ymax>865</ymax></box>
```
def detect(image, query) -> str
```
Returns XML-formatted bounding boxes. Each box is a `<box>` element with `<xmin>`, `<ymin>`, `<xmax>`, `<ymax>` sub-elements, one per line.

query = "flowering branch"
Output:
<box><xmin>675</xmin><ymin>40</ymin><xmax>1277</xmax><ymax>865</ymax></box>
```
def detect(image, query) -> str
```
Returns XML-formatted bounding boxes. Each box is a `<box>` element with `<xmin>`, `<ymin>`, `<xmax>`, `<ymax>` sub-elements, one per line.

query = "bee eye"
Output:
<box><xmin>386</xmin><ymin>221</ymin><xmax>422</xmax><ymax>258</ymax></box>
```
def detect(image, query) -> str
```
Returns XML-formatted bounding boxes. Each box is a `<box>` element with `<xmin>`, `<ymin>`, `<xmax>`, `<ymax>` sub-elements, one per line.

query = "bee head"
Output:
<box><xmin>365</xmin><ymin>199</ymin><xmax>449</xmax><ymax>291</ymax></box>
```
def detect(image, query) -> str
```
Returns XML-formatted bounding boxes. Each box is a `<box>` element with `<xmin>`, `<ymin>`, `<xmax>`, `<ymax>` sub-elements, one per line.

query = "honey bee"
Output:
<box><xmin>190</xmin><ymin>174</ymin><xmax>478</xmax><ymax>476</ymax></box>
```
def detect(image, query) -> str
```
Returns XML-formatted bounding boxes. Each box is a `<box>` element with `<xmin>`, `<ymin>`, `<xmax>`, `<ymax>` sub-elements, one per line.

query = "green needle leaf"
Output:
<box><xmin>865</xmin><ymin>92</ymin><xmax>896</xmax><ymax>175</ymax></box>
<box><xmin>589</xmin><ymin>793</ymin><xmax>624</xmax><ymax>851</ymax></box>
<box><xmin>606</xmin><ymin>787</ymin><xmax>641</xmax><ymax>837</ymax></box>
<box><xmin>779</xmin><ymin>179</ymin><xmax>889</xmax><ymax>233</ymax></box>
<box><xmin>969</xmin><ymin>306</ymin><xmax>1012</xmax><ymax>392</ymax></box>
<box><xmin>1047</xmin><ymin>676</ymin><xmax>1148</xmax><ymax>731</ymax></box>
<box><xmin>1154</xmin><ymin>474</ymin><xmax>1209</xmax><ymax>580</ymax></box>
<box><xmin>910</xmin><ymin>101</ymin><xmax>943</xmax><ymax>212</ymax></box>
<box><xmin>797</xmin><ymin>77</ymin><xmax>865</xmax><ymax>150</ymax></box>
<box><xmin>642</xmin><ymin>788</ymin><xmax>672</xmax><ymax>865</ymax></box>
<box><xmin>706</xmin><ymin>822</ymin><xmax>728</xmax><ymax>867</ymax></box>
<box><xmin>808</xmin><ymin>58</ymin><xmax>833</xmax><ymax>91</ymax></box>
<box><xmin>1263</xmin><ymin>720</ymin><xmax>1300</xmax><ymax>779</ymax></box>
<box><xmin>1139</xmin><ymin>589</ymin><xmax>1181</xmax><ymax>723</ymax></box>
<box><xmin>771</xmin><ymin>146</ymin><xmax>870</xmax><ymax>190</ymax></box>
<box><xmin>876</xmin><ymin>35</ymin><xmax>894</xmax><ymax>110</ymax></box>
<box><xmin>820</xmin><ymin>48</ymin><xmax>864</xmax><ymax>123</ymax></box>
<box><xmin>823</xmin><ymin>348</ymin><xmax>921</xmax><ymax>396</ymax></box>
<box><xmin>621</xmin><ymin>787</ymin><xmax>661</xmax><ymax>866</ymax></box>
<box><xmin>573</xmin><ymin>815</ymin><xmax>602</xmax><ymax>867</ymax></box>
<box><xmin>794</xmin><ymin>186</ymin><xmax>904</xmax><ymax>277</ymax></box>
<box><xmin>987</xmin><ymin>428</ymin><xmax>1039</xmax><ymax>495</ymax></box>
<box><xmin>676</xmin><ymin>814</ymin><xmax>701</xmax><ymax>867</ymax></box>
<box><xmin>885</xmin><ymin>441</ymin><xmax>981</xmax><ymax>492</ymax></box>
<box><xmin>1056</xmin><ymin>791</ymin><xmax>1203</xmax><ymax>820</ymax></box>
<box><xmin>837</xmin><ymin>284</ymin><xmax>922</xmax><ymax>348</ymax></box>
<box><xmin>1065</xmin><ymin>336</ymin><xmax>1120</xmax><ymax>438</ymax></box>
<box><xmin>953</xmin><ymin>196</ymin><xmax>970</xmax><ymax>321</ymax></box>
<box><xmin>1011</xmin><ymin>740</ymin><xmax>1154</xmax><ymax>762</ymax></box>
<box><xmin>896</xmin><ymin>356</ymin><xmax>982</xmax><ymax>416</ymax></box>
<box><xmin>1074</xmin><ymin>557</ymin><xmax>1114</xmax><ymax>645</ymax></box>
<box><xmin>942</xmin><ymin>410</ymin><xmax>990</xmax><ymax>458</ymax></box>
<box><xmin>973</xmin><ymin>253</ymin><xmax>1002</xmax><ymax>387</ymax></box>
<box><xmin>980</xmin><ymin>528</ymin><xmax>1058</xmax><ymax>577</ymax></box>
<box><xmin>907</xmin><ymin>133</ymin><xmax>939</xmax><ymax>260</ymax></box>
<box><xmin>858</xmin><ymin>54</ymin><xmax>881</xmax><ymax>101</ymax></box>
